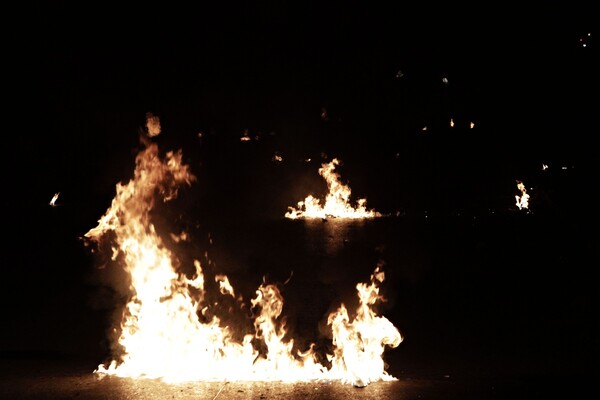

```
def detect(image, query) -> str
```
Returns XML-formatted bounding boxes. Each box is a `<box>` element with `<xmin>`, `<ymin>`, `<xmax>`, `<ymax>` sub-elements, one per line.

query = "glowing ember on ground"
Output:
<box><xmin>83</xmin><ymin>125</ymin><xmax>400</xmax><ymax>385</ymax></box>
<box><xmin>515</xmin><ymin>180</ymin><xmax>530</xmax><ymax>210</ymax></box>
<box><xmin>285</xmin><ymin>158</ymin><xmax>381</xmax><ymax>219</ymax></box>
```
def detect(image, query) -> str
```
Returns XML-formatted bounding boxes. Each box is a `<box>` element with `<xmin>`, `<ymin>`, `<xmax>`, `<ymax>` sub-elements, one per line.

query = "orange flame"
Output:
<box><xmin>84</xmin><ymin>133</ymin><xmax>399</xmax><ymax>384</ymax></box>
<box><xmin>285</xmin><ymin>158</ymin><xmax>381</xmax><ymax>219</ymax></box>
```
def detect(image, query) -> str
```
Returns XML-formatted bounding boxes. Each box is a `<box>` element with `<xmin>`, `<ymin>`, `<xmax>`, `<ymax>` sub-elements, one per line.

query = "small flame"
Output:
<box><xmin>515</xmin><ymin>180</ymin><xmax>530</xmax><ymax>210</ymax></box>
<box><xmin>145</xmin><ymin>112</ymin><xmax>161</xmax><ymax>137</ymax></box>
<box><xmin>285</xmin><ymin>158</ymin><xmax>381</xmax><ymax>219</ymax></box>
<box><xmin>240</xmin><ymin>129</ymin><xmax>251</xmax><ymax>141</ymax></box>
<box><xmin>49</xmin><ymin>192</ymin><xmax>60</xmax><ymax>207</ymax></box>
<box><xmin>84</xmin><ymin>129</ymin><xmax>400</xmax><ymax>384</ymax></box>
<box><xmin>215</xmin><ymin>274</ymin><xmax>235</xmax><ymax>297</ymax></box>
<box><xmin>272</xmin><ymin>153</ymin><xmax>283</xmax><ymax>162</ymax></box>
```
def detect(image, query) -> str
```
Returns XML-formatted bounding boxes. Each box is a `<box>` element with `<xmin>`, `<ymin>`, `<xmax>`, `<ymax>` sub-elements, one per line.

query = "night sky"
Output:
<box><xmin>1</xmin><ymin>3</ymin><xmax>596</xmax><ymax>385</ymax></box>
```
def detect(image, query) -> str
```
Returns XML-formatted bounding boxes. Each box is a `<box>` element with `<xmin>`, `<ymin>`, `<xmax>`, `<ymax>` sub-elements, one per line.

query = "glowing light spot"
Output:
<box><xmin>49</xmin><ymin>192</ymin><xmax>60</xmax><ymax>207</ymax></box>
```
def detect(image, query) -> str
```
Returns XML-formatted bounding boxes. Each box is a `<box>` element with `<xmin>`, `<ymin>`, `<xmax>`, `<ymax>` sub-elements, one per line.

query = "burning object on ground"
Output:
<box><xmin>83</xmin><ymin>121</ymin><xmax>400</xmax><ymax>385</ymax></box>
<box><xmin>285</xmin><ymin>158</ymin><xmax>381</xmax><ymax>220</ymax></box>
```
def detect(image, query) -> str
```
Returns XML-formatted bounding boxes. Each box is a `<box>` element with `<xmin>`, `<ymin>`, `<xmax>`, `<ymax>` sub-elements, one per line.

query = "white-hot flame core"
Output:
<box><xmin>515</xmin><ymin>180</ymin><xmax>530</xmax><ymax>210</ymax></box>
<box><xmin>285</xmin><ymin>158</ymin><xmax>381</xmax><ymax>219</ymax></box>
<box><xmin>85</xmin><ymin>137</ymin><xmax>400</xmax><ymax>384</ymax></box>
<box><xmin>49</xmin><ymin>192</ymin><xmax>60</xmax><ymax>207</ymax></box>
<box><xmin>326</xmin><ymin>266</ymin><xmax>402</xmax><ymax>386</ymax></box>
<box><xmin>145</xmin><ymin>112</ymin><xmax>161</xmax><ymax>137</ymax></box>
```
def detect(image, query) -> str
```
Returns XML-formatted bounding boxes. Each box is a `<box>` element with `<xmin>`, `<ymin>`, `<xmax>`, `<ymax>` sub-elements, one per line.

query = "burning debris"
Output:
<box><xmin>84</xmin><ymin>124</ymin><xmax>400</xmax><ymax>384</ymax></box>
<box><xmin>240</xmin><ymin>129</ymin><xmax>251</xmax><ymax>141</ymax></box>
<box><xmin>285</xmin><ymin>158</ymin><xmax>381</xmax><ymax>220</ymax></box>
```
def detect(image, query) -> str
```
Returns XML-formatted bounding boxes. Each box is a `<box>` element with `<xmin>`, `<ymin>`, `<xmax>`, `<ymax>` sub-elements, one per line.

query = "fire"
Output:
<box><xmin>285</xmin><ymin>158</ymin><xmax>381</xmax><ymax>219</ymax></box>
<box><xmin>49</xmin><ymin>192</ymin><xmax>60</xmax><ymax>207</ymax></box>
<box><xmin>145</xmin><ymin>112</ymin><xmax>161</xmax><ymax>137</ymax></box>
<box><xmin>326</xmin><ymin>265</ymin><xmax>402</xmax><ymax>386</ymax></box>
<box><xmin>84</xmin><ymin>127</ymin><xmax>400</xmax><ymax>384</ymax></box>
<box><xmin>515</xmin><ymin>180</ymin><xmax>530</xmax><ymax>210</ymax></box>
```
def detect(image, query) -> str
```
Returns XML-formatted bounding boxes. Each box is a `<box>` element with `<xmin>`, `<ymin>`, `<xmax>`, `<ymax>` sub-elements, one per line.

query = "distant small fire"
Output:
<box><xmin>49</xmin><ymin>192</ymin><xmax>60</xmax><ymax>207</ymax></box>
<box><xmin>285</xmin><ymin>158</ymin><xmax>381</xmax><ymax>219</ymax></box>
<box><xmin>84</xmin><ymin>119</ymin><xmax>400</xmax><ymax>385</ymax></box>
<box><xmin>515</xmin><ymin>180</ymin><xmax>530</xmax><ymax>210</ymax></box>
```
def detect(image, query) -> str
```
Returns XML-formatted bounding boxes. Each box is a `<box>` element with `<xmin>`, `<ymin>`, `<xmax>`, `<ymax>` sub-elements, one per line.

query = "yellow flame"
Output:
<box><xmin>327</xmin><ymin>265</ymin><xmax>402</xmax><ymax>386</ymax></box>
<box><xmin>84</xmin><ymin>136</ymin><xmax>399</xmax><ymax>384</ymax></box>
<box><xmin>285</xmin><ymin>158</ymin><xmax>381</xmax><ymax>219</ymax></box>
<box><xmin>515</xmin><ymin>180</ymin><xmax>530</xmax><ymax>210</ymax></box>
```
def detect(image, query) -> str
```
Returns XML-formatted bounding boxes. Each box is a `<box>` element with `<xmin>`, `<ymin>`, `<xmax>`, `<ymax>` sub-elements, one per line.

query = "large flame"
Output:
<box><xmin>285</xmin><ymin>158</ymin><xmax>381</xmax><ymax>219</ymax></box>
<box><xmin>84</xmin><ymin>131</ymin><xmax>400</xmax><ymax>384</ymax></box>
